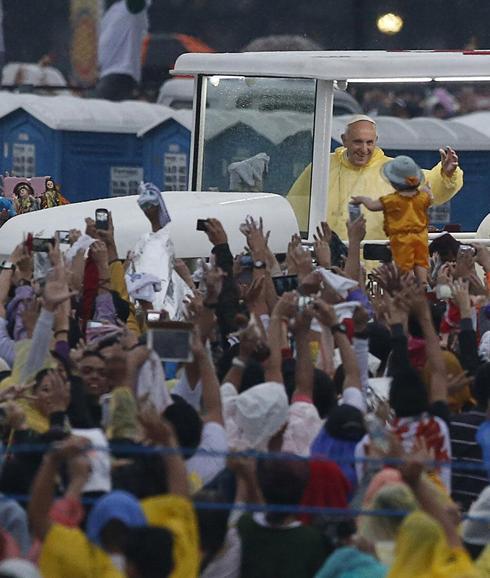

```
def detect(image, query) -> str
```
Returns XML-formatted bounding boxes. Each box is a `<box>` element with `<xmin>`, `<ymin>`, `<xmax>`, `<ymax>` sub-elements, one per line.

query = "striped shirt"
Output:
<box><xmin>450</xmin><ymin>409</ymin><xmax>489</xmax><ymax>512</ymax></box>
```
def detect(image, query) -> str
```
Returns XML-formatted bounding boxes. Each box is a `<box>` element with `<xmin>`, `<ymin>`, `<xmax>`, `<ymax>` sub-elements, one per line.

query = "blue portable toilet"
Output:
<box><xmin>138</xmin><ymin>109</ymin><xmax>192</xmax><ymax>191</ymax></box>
<box><xmin>0</xmin><ymin>95</ymin><xmax>177</xmax><ymax>202</ymax></box>
<box><xmin>201</xmin><ymin>109</ymin><xmax>276</xmax><ymax>192</ymax></box>
<box><xmin>267</xmin><ymin>111</ymin><xmax>314</xmax><ymax>195</ymax></box>
<box><xmin>0</xmin><ymin>93</ymin><xmax>31</xmax><ymax>176</ymax></box>
<box><xmin>330</xmin><ymin>115</ymin><xmax>490</xmax><ymax>231</ymax></box>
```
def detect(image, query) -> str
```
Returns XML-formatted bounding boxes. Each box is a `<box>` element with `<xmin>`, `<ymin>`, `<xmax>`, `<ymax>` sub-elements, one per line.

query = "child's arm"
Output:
<box><xmin>351</xmin><ymin>195</ymin><xmax>383</xmax><ymax>211</ymax></box>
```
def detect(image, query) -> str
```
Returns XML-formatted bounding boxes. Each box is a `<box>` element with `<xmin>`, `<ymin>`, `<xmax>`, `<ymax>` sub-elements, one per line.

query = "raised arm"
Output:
<box><xmin>344</xmin><ymin>215</ymin><xmax>366</xmax><ymax>282</ymax></box>
<box><xmin>139</xmin><ymin>407</ymin><xmax>189</xmax><ymax>498</ymax></box>
<box><xmin>266</xmin><ymin>292</ymin><xmax>296</xmax><ymax>383</ymax></box>
<box><xmin>350</xmin><ymin>195</ymin><xmax>383</xmax><ymax>211</ymax></box>
<box><xmin>313</xmin><ymin>299</ymin><xmax>362</xmax><ymax>393</ymax></box>
<box><xmin>191</xmin><ymin>329</ymin><xmax>223</xmax><ymax>425</ymax></box>
<box><xmin>409</xmin><ymin>284</ymin><xmax>447</xmax><ymax>404</ymax></box>
<box><xmin>291</xmin><ymin>307</ymin><xmax>314</xmax><ymax>399</ymax></box>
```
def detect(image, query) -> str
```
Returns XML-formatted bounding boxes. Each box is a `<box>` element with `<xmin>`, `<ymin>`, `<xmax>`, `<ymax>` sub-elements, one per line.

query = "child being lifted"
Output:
<box><xmin>351</xmin><ymin>155</ymin><xmax>432</xmax><ymax>283</ymax></box>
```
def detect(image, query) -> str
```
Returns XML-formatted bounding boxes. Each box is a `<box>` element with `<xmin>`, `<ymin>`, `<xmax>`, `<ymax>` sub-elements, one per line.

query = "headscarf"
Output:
<box><xmin>221</xmin><ymin>381</ymin><xmax>289</xmax><ymax>451</ymax></box>
<box><xmin>359</xmin><ymin>482</ymin><xmax>418</xmax><ymax>545</ymax></box>
<box><xmin>86</xmin><ymin>490</ymin><xmax>147</xmax><ymax>547</ymax></box>
<box><xmin>362</xmin><ymin>468</ymin><xmax>402</xmax><ymax>508</ymax></box>
<box><xmin>387</xmin><ymin>511</ymin><xmax>478</xmax><ymax>578</ymax></box>
<box><xmin>314</xmin><ymin>546</ymin><xmax>387</xmax><ymax>578</ymax></box>
<box><xmin>137</xmin><ymin>181</ymin><xmax>171</xmax><ymax>229</ymax></box>
<box><xmin>299</xmin><ymin>460</ymin><xmax>351</xmax><ymax>524</ymax></box>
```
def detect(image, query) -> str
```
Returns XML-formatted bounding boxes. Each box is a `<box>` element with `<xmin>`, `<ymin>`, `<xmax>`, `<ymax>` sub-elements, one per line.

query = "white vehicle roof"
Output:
<box><xmin>173</xmin><ymin>50</ymin><xmax>490</xmax><ymax>81</ymax></box>
<box><xmin>0</xmin><ymin>191</ymin><xmax>298</xmax><ymax>259</ymax></box>
<box><xmin>0</xmin><ymin>93</ymin><xmax>178</xmax><ymax>134</ymax></box>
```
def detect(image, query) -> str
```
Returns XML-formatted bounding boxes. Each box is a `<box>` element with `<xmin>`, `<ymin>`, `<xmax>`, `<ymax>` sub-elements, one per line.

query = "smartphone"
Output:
<box><xmin>32</xmin><ymin>237</ymin><xmax>54</xmax><ymax>253</ymax></box>
<box><xmin>363</xmin><ymin>243</ymin><xmax>392</xmax><ymax>262</ymax></box>
<box><xmin>297</xmin><ymin>295</ymin><xmax>314</xmax><ymax>311</ymax></box>
<box><xmin>55</xmin><ymin>230</ymin><xmax>70</xmax><ymax>244</ymax></box>
<box><xmin>145</xmin><ymin>310</ymin><xmax>168</xmax><ymax>324</ymax></box>
<box><xmin>196</xmin><ymin>219</ymin><xmax>209</xmax><ymax>232</ymax></box>
<box><xmin>95</xmin><ymin>208</ymin><xmax>109</xmax><ymax>231</ymax></box>
<box><xmin>147</xmin><ymin>321</ymin><xmax>193</xmax><ymax>362</ymax></box>
<box><xmin>348</xmin><ymin>202</ymin><xmax>362</xmax><ymax>222</ymax></box>
<box><xmin>272</xmin><ymin>274</ymin><xmax>298</xmax><ymax>296</ymax></box>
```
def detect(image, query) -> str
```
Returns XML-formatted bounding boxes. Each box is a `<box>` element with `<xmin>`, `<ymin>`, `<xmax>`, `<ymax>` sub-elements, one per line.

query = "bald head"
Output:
<box><xmin>341</xmin><ymin>119</ymin><xmax>378</xmax><ymax>167</ymax></box>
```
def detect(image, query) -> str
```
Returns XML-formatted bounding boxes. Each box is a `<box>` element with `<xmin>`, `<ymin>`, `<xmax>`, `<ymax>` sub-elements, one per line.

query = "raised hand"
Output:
<box><xmin>450</xmin><ymin>279</ymin><xmax>471</xmax><ymax>317</ymax></box>
<box><xmin>311</xmin><ymin>298</ymin><xmax>338</xmax><ymax>328</ymax></box>
<box><xmin>204</xmin><ymin>218</ymin><xmax>228</xmax><ymax>246</ymax></box>
<box><xmin>42</xmin><ymin>266</ymin><xmax>77</xmax><ymax>312</ymax></box>
<box><xmin>439</xmin><ymin>146</ymin><xmax>459</xmax><ymax>177</ymax></box>
<box><xmin>139</xmin><ymin>406</ymin><xmax>177</xmax><ymax>447</ymax></box>
<box><xmin>346</xmin><ymin>214</ymin><xmax>367</xmax><ymax>245</ymax></box>
<box><xmin>313</xmin><ymin>221</ymin><xmax>332</xmax><ymax>268</ymax></box>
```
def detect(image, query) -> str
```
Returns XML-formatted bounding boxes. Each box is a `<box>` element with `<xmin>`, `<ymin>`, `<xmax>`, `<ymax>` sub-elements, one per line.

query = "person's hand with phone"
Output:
<box><xmin>454</xmin><ymin>246</ymin><xmax>475</xmax><ymax>280</ymax></box>
<box><xmin>202</xmin><ymin>218</ymin><xmax>228</xmax><ymax>246</ymax></box>
<box><xmin>96</xmin><ymin>211</ymin><xmax>118</xmax><ymax>262</ymax></box>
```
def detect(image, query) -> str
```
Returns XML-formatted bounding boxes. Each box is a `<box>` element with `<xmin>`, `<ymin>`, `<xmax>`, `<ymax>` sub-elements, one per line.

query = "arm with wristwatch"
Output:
<box><xmin>312</xmin><ymin>298</ymin><xmax>363</xmax><ymax>397</ymax></box>
<box><xmin>204</xmin><ymin>219</ymin><xmax>242</xmax><ymax>339</ymax></box>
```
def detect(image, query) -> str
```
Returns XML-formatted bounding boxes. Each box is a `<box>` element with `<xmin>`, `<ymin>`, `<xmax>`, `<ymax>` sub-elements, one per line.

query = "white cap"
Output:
<box><xmin>346</xmin><ymin>114</ymin><xmax>376</xmax><ymax>127</ymax></box>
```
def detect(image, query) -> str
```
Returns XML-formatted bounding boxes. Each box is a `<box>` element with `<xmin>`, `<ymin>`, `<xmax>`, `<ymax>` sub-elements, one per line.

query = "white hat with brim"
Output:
<box><xmin>382</xmin><ymin>155</ymin><xmax>424</xmax><ymax>190</ymax></box>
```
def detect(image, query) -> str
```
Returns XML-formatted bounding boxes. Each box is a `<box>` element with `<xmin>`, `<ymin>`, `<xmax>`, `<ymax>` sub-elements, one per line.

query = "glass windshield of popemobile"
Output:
<box><xmin>196</xmin><ymin>76</ymin><xmax>317</xmax><ymax>234</ymax></box>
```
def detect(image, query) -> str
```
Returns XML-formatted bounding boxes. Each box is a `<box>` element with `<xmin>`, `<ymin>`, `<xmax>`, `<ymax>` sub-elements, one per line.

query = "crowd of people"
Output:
<box><xmin>352</xmin><ymin>84</ymin><xmax>490</xmax><ymax>120</ymax></box>
<box><xmin>0</xmin><ymin>182</ymin><xmax>486</xmax><ymax>578</ymax></box>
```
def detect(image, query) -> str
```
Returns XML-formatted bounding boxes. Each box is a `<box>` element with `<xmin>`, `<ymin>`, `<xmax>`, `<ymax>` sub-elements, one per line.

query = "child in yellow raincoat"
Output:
<box><xmin>351</xmin><ymin>155</ymin><xmax>431</xmax><ymax>283</ymax></box>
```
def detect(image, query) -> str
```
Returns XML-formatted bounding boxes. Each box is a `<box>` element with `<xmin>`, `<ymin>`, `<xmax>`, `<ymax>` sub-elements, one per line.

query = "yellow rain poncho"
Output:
<box><xmin>387</xmin><ymin>511</ymin><xmax>478</xmax><ymax>578</ymax></box>
<box><xmin>287</xmin><ymin>147</ymin><xmax>463</xmax><ymax>238</ymax></box>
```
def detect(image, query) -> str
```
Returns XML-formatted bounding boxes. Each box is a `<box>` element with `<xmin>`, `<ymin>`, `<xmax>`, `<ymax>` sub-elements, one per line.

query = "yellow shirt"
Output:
<box><xmin>287</xmin><ymin>146</ymin><xmax>463</xmax><ymax>239</ymax></box>
<box><xmin>141</xmin><ymin>495</ymin><xmax>200</xmax><ymax>578</ymax></box>
<box><xmin>39</xmin><ymin>495</ymin><xmax>199</xmax><ymax>578</ymax></box>
<box><xmin>39</xmin><ymin>523</ymin><xmax>124</xmax><ymax>578</ymax></box>
<box><xmin>380</xmin><ymin>189</ymin><xmax>431</xmax><ymax>236</ymax></box>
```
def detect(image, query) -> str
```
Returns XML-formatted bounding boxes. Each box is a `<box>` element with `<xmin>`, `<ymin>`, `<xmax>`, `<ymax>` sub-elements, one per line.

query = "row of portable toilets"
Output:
<box><xmin>0</xmin><ymin>92</ymin><xmax>489</xmax><ymax>231</ymax></box>
<box><xmin>0</xmin><ymin>93</ymin><xmax>192</xmax><ymax>202</ymax></box>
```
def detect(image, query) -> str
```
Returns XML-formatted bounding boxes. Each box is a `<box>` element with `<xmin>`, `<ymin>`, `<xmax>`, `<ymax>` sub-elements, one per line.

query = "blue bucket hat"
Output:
<box><xmin>86</xmin><ymin>490</ymin><xmax>147</xmax><ymax>547</ymax></box>
<box><xmin>382</xmin><ymin>155</ymin><xmax>424</xmax><ymax>191</ymax></box>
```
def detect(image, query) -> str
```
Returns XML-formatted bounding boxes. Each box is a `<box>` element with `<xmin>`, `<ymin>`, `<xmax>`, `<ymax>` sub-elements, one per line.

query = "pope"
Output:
<box><xmin>287</xmin><ymin>115</ymin><xmax>463</xmax><ymax>239</ymax></box>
